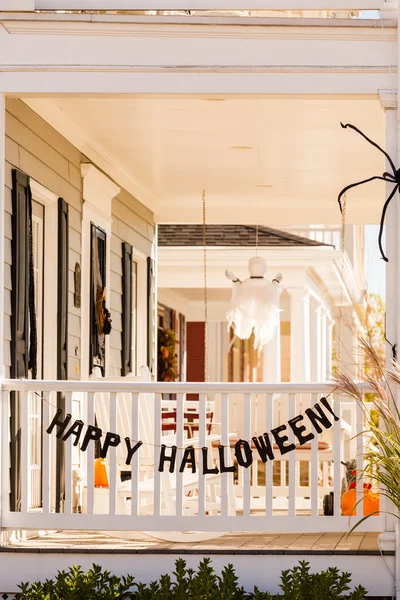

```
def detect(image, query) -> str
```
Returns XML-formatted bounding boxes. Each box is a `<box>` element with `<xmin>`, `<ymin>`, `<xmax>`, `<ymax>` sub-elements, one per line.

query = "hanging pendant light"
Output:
<box><xmin>226</xmin><ymin>253</ymin><xmax>282</xmax><ymax>350</ymax></box>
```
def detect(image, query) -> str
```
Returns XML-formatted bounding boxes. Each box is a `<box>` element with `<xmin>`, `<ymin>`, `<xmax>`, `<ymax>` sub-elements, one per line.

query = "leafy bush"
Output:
<box><xmin>17</xmin><ymin>564</ymin><xmax>134</xmax><ymax>600</ymax></box>
<box><xmin>17</xmin><ymin>559</ymin><xmax>367</xmax><ymax>599</ymax></box>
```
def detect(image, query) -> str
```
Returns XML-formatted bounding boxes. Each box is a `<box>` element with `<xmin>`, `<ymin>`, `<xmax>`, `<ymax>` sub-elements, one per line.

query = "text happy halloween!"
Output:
<box><xmin>46</xmin><ymin>398</ymin><xmax>338</xmax><ymax>474</ymax></box>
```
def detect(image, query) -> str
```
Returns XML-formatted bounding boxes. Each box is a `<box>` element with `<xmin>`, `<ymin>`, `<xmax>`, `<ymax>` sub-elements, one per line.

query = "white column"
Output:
<box><xmin>378</xmin><ymin>90</ymin><xmax>397</xmax><ymax>547</ymax></box>
<box><xmin>0</xmin><ymin>94</ymin><xmax>4</xmax><ymax>379</ymax></box>
<box><xmin>263</xmin><ymin>293</ymin><xmax>281</xmax><ymax>383</ymax></box>
<box><xmin>310</xmin><ymin>298</ymin><xmax>322</xmax><ymax>382</ymax></box>
<box><xmin>289</xmin><ymin>288</ymin><xmax>311</xmax><ymax>382</ymax></box>
<box><xmin>326</xmin><ymin>312</ymin><xmax>334</xmax><ymax>379</ymax></box>
<box><xmin>380</xmin><ymin>92</ymin><xmax>398</xmax><ymax>372</ymax></box>
<box><xmin>320</xmin><ymin>305</ymin><xmax>327</xmax><ymax>381</ymax></box>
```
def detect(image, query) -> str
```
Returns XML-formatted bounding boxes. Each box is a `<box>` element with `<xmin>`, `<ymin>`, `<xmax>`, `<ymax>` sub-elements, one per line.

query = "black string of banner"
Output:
<box><xmin>36</xmin><ymin>390</ymin><xmax>339</xmax><ymax>473</ymax></box>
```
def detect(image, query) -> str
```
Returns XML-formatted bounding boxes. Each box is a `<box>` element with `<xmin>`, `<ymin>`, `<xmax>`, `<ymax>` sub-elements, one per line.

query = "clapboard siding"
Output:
<box><xmin>5</xmin><ymin>136</ymin><xmax>19</xmax><ymax>167</ymax></box>
<box><xmin>109</xmin><ymin>195</ymin><xmax>155</xmax><ymax>377</ymax></box>
<box><xmin>6</xmin><ymin>99</ymin><xmax>82</xmax><ymax>168</ymax></box>
<box><xmin>4</xmin><ymin>99</ymin><xmax>83</xmax><ymax>381</ymax></box>
<box><xmin>4</xmin><ymin>99</ymin><xmax>156</xmax><ymax>381</ymax></box>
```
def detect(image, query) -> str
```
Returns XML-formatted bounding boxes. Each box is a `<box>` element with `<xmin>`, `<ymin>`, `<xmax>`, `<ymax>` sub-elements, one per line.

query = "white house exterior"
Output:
<box><xmin>0</xmin><ymin>3</ymin><xmax>399</xmax><ymax>597</ymax></box>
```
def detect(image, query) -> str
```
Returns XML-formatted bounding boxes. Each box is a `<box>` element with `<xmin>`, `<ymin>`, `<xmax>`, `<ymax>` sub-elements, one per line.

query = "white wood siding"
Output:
<box><xmin>4</xmin><ymin>99</ymin><xmax>155</xmax><ymax>380</ymax></box>
<box><xmin>4</xmin><ymin>99</ymin><xmax>83</xmax><ymax>380</ymax></box>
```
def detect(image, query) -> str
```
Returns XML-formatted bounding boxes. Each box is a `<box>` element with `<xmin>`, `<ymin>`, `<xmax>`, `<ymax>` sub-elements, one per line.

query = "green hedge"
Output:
<box><xmin>17</xmin><ymin>558</ymin><xmax>367</xmax><ymax>599</ymax></box>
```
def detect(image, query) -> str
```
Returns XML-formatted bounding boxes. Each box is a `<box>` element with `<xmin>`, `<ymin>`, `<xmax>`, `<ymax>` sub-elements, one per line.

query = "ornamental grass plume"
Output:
<box><xmin>333</xmin><ymin>338</ymin><xmax>400</xmax><ymax>527</ymax></box>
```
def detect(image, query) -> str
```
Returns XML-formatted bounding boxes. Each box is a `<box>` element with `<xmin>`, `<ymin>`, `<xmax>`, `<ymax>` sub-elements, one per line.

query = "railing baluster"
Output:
<box><xmin>176</xmin><ymin>393</ymin><xmax>184</xmax><ymax>517</ymax></box>
<box><xmin>154</xmin><ymin>393</ymin><xmax>162</xmax><ymax>516</ymax></box>
<box><xmin>288</xmin><ymin>393</ymin><xmax>296</xmax><ymax>517</ymax></box>
<box><xmin>21</xmin><ymin>391</ymin><xmax>29</xmax><ymax>514</ymax></box>
<box><xmin>221</xmin><ymin>393</ymin><xmax>229</xmax><ymax>517</ymax></box>
<box><xmin>86</xmin><ymin>392</ymin><xmax>95</xmax><ymax>515</ymax></box>
<box><xmin>198</xmin><ymin>393</ymin><xmax>206</xmax><ymax>517</ymax></box>
<box><xmin>64</xmin><ymin>391</ymin><xmax>73</xmax><ymax>515</ymax></box>
<box><xmin>334</xmin><ymin>394</ymin><xmax>342</xmax><ymax>518</ymax></box>
<box><xmin>1</xmin><ymin>390</ymin><xmax>10</xmax><ymax>514</ymax></box>
<box><xmin>243</xmin><ymin>393</ymin><xmax>251</xmax><ymax>517</ymax></box>
<box><xmin>109</xmin><ymin>392</ymin><xmax>117</xmax><ymax>516</ymax></box>
<box><xmin>310</xmin><ymin>393</ymin><xmax>319</xmax><ymax>518</ymax></box>
<box><xmin>131</xmin><ymin>392</ymin><xmax>139</xmax><ymax>516</ymax></box>
<box><xmin>355</xmin><ymin>394</ymin><xmax>363</xmax><ymax>518</ymax></box>
<box><xmin>42</xmin><ymin>391</ymin><xmax>51</xmax><ymax>515</ymax></box>
<box><xmin>265</xmin><ymin>393</ymin><xmax>273</xmax><ymax>517</ymax></box>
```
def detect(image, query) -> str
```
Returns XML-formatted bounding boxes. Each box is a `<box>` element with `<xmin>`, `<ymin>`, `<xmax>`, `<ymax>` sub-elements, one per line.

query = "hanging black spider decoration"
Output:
<box><xmin>338</xmin><ymin>122</ymin><xmax>400</xmax><ymax>262</ymax></box>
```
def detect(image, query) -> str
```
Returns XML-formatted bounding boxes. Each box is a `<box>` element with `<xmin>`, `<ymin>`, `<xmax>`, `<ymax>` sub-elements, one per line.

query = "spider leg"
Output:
<box><xmin>383</xmin><ymin>172</ymin><xmax>396</xmax><ymax>182</ymax></box>
<box><xmin>378</xmin><ymin>183</ymin><xmax>399</xmax><ymax>262</ymax></box>
<box><xmin>341</xmin><ymin>123</ymin><xmax>397</xmax><ymax>176</ymax></box>
<box><xmin>338</xmin><ymin>176</ymin><xmax>388</xmax><ymax>213</ymax></box>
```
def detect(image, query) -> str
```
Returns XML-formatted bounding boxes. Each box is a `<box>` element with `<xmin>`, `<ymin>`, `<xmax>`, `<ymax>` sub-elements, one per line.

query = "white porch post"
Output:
<box><xmin>0</xmin><ymin>93</ymin><xmax>4</xmax><ymax>379</ymax></box>
<box><xmin>0</xmin><ymin>93</ymin><xmax>5</xmax><ymax>531</ymax></box>
<box><xmin>263</xmin><ymin>290</ymin><xmax>281</xmax><ymax>383</ymax></box>
<box><xmin>310</xmin><ymin>298</ymin><xmax>322</xmax><ymax>382</ymax></box>
<box><xmin>289</xmin><ymin>288</ymin><xmax>311</xmax><ymax>382</ymax></box>
<box><xmin>379</xmin><ymin>90</ymin><xmax>398</xmax><ymax>549</ymax></box>
<box><xmin>320</xmin><ymin>305</ymin><xmax>328</xmax><ymax>381</ymax></box>
<box><xmin>263</xmin><ymin>327</ymin><xmax>281</xmax><ymax>383</ymax></box>
<box><xmin>326</xmin><ymin>311</ymin><xmax>334</xmax><ymax>379</ymax></box>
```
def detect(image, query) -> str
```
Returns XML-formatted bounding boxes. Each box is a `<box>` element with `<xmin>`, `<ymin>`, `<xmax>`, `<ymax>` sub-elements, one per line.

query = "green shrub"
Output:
<box><xmin>17</xmin><ymin>564</ymin><xmax>134</xmax><ymax>600</ymax></box>
<box><xmin>17</xmin><ymin>558</ymin><xmax>367</xmax><ymax>599</ymax></box>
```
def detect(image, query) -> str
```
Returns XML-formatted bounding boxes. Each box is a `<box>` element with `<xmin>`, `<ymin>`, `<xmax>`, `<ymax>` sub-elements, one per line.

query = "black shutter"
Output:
<box><xmin>147</xmin><ymin>257</ymin><xmax>154</xmax><ymax>374</ymax></box>
<box><xmin>56</xmin><ymin>198</ymin><xmax>69</xmax><ymax>512</ymax></box>
<box><xmin>57</xmin><ymin>198</ymin><xmax>69</xmax><ymax>381</ymax></box>
<box><xmin>11</xmin><ymin>170</ymin><xmax>30</xmax><ymax>379</ymax></box>
<box><xmin>121</xmin><ymin>242</ymin><xmax>133</xmax><ymax>376</ymax></box>
<box><xmin>10</xmin><ymin>169</ymin><xmax>31</xmax><ymax>512</ymax></box>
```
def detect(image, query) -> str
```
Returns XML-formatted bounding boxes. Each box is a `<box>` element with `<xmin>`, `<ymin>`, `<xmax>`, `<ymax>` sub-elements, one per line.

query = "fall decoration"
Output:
<box><xmin>158</xmin><ymin>328</ymin><xmax>178</xmax><ymax>382</ymax></box>
<box><xmin>333</xmin><ymin>338</ymin><xmax>400</xmax><ymax>528</ymax></box>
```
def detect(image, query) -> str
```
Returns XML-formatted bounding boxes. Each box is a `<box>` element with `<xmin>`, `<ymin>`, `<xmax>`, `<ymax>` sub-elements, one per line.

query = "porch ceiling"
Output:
<box><xmin>24</xmin><ymin>95</ymin><xmax>386</xmax><ymax>225</ymax></box>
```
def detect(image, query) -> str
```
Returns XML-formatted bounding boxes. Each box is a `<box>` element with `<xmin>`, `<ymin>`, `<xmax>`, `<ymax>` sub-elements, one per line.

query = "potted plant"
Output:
<box><xmin>333</xmin><ymin>338</ymin><xmax>399</xmax><ymax>527</ymax></box>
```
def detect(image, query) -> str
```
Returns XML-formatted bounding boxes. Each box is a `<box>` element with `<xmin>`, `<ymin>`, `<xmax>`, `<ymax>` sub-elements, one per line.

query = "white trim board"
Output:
<box><xmin>81</xmin><ymin>164</ymin><xmax>120</xmax><ymax>379</ymax></box>
<box><xmin>30</xmin><ymin>178</ymin><xmax>58</xmax><ymax>381</ymax></box>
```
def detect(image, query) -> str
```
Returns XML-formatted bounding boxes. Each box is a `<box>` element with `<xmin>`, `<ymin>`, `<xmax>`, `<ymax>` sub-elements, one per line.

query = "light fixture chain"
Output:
<box><xmin>202</xmin><ymin>190</ymin><xmax>209</xmax><ymax>382</ymax></box>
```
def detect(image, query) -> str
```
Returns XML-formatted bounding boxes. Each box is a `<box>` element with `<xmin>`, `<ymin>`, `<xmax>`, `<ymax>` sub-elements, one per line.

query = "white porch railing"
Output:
<box><xmin>0</xmin><ymin>379</ymin><xmax>384</xmax><ymax>534</ymax></box>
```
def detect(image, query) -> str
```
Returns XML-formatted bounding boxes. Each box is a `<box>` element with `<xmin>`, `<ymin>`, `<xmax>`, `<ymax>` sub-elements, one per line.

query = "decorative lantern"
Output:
<box><xmin>226</xmin><ymin>256</ymin><xmax>282</xmax><ymax>349</ymax></box>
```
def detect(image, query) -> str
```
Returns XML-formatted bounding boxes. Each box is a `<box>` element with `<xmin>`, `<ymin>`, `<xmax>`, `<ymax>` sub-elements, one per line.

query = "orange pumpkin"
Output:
<box><xmin>341</xmin><ymin>487</ymin><xmax>380</xmax><ymax>516</ymax></box>
<box><xmin>364</xmin><ymin>490</ymin><xmax>380</xmax><ymax>516</ymax></box>
<box><xmin>94</xmin><ymin>458</ymin><xmax>109</xmax><ymax>488</ymax></box>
